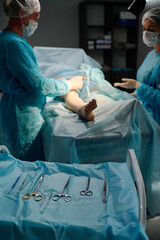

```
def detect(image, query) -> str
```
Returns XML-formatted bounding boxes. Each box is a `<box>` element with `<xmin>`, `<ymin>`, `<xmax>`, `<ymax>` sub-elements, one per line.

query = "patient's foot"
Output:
<box><xmin>79</xmin><ymin>99</ymin><xmax>97</xmax><ymax>121</ymax></box>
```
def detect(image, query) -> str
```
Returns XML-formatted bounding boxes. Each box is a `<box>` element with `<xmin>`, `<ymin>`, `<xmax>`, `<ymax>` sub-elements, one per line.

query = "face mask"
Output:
<box><xmin>143</xmin><ymin>30</ymin><xmax>160</xmax><ymax>47</ymax></box>
<box><xmin>23</xmin><ymin>20</ymin><xmax>38</xmax><ymax>37</ymax></box>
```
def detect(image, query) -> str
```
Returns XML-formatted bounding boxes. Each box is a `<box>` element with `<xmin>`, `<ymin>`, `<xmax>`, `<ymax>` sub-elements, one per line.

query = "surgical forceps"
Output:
<box><xmin>15</xmin><ymin>174</ymin><xmax>28</xmax><ymax>197</ymax></box>
<box><xmin>23</xmin><ymin>174</ymin><xmax>44</xmax><ymax>201</ymax></box>
<box><xmin>80</xmin><ymin>177</ymin><xmax>93</xmax><ymax>196</ymax></box>
<box><xmin>103</xmin><ymin>178</ymin><xmax>106</xmax><ymax>203</ymax></box>
<box><xmin>52</xmin><ymin>176</ymin><xmax>72</xmax><ymax>202</ymax></box>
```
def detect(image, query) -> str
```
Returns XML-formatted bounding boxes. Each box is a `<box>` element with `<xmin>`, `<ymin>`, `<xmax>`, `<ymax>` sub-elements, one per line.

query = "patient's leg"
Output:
<box><xmin>79</xmin><ymin>99</ymin><xmax>97</xmax><ymax>121</ymax></box>
<box><xmin>63</xmin><ymin>91</ymin><xmax>97</xmax><ymax>121</ymax></box>
<box><xmin>56</xmin><ymin>76</ymin><xmax>83</xmax><ymax>91</ymax></box>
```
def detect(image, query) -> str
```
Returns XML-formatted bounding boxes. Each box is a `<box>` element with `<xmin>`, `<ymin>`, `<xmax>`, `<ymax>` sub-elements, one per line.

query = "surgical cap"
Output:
<box><xmin>3</xmin><ymin>0</ymin><xmax>41</xmax><ymax>18</ymax></box>
<box><xmin>142</xmin><ymin>7</ymin><xmax>160</xmax><ymax>27</ymax></box>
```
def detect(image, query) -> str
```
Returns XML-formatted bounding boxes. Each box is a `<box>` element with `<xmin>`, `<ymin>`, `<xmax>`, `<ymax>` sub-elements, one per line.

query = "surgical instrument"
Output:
<box><xmin>40</xmin><ymin>189</ymin><xmax>53</xmax><ymax>213</ymax></box>
<box><xmin>80</xmin><ymin>177</ymin><xmax>93</xmax><ymax>196</ymax></box>
<box><xmin>103</xmin><ymin>178</ymin><xmax>106</xmax><ymax>203</ymax></box>
<box><xmin>8</xmin><ymin>173</ymin><xmax>22</xmax><ymax>195</ymax></box>
<box><xmin>15</xmin><ymin>174</ymin><xmax>28</xmax><ymax>197</ymax></box>
<box><xmin>52</xmin><ymin>176</ymin><xmax>72</xmax><ymax>202</ymax></box>
<box><xmin>23</xmin><ymin>174</ymin><xmax>44</xmax><ymax>201</ymax></box>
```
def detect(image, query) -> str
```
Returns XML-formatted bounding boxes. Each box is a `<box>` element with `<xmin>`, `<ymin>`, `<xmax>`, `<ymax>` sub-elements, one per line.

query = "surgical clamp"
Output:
<box><xmin>80</xmin><ymin>177</ymin><xmax>93</xmax><ymax>196</ymax></box>
<box><xmin>52</xmin><ymin>176</ymin><xmax>72</xmax><ymax>202</ymax></box>
<box><xmin>23</xmin><ymin>173</ymin><xmax>44</xmax><ymax>201</ymax></box>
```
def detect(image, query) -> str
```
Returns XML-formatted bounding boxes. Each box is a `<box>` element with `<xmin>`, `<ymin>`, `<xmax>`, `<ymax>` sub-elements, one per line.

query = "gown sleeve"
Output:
<box><xmin>137</xmin><ymin>63</ymin><xmax>160</xmax><ymax>109</ymax></box>
<box><xmin>6</xmin><ymin>40</ymin><xmax>70</xmax><ymax>97</ymax></box>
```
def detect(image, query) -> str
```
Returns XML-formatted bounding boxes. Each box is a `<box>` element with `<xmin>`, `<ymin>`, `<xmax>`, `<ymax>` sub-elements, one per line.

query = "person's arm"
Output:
<box><xmin>7</xmin><ymin>41</ymin><xmax>70</xmax><ymax>97</ymax></box>
<box><xmin>136</xmin><ymin>63</ymin><xmax>160</xmax><ymax>108</ymax></box>
<box><xmin>137</xmin><ymin>83</ymin><xmax>160</xmax><ymax>108</ymax></box>
<box><xmin>114</xmin><ymin>78</ymin><xmax>141</xmax><ymax>89</ymax></box>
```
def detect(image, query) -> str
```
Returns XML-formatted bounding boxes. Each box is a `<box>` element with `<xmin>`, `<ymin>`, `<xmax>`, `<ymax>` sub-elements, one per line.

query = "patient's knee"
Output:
<box><xmin>63</xmin><ymin>91</ymin><xmax>79</xmax><ymax>100</ymax></box>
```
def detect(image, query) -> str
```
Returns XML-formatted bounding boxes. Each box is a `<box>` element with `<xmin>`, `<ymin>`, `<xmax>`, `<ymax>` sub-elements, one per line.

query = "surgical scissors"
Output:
<box><xmin>23</xmin><ymin>174</ymin><xmax>44</xmax><ymax>201</ymax></box>
<box><xmin>52</xmin><ymin>176</ymin><xmax>72</xmax><ymax>202</ymax></box>
<box><xmin>80</xmin><ymin>177</ymin><xmax>93</xmax><ymax>196</ymax></box>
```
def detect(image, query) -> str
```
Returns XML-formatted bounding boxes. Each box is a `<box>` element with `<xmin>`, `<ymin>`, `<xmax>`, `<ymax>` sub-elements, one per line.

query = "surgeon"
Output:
<box><xmin>114</xmin><ymin>7</ymin><xmax>160</xmax><ymax>125</ymax></box>
<box><xmin>0</xmin><ymin>0</ymin><xmax>97</xmax><ymax>161</ymax></box>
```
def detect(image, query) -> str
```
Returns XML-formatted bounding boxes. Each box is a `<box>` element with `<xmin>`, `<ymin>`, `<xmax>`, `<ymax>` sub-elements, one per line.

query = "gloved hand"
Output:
<box><xmin>130</xmin><ymin>92</ymin><xmax>137</xmax><ymax>97</ymax></box>
<box><xmin>114</xmin><ymin>78</ymin><xmax>141</xmax><ymax>89</ymax></box>
<box><xmin>67</xmin><ymin>76</ymin><xmax>84</xmax><ymax>90</ymax></box>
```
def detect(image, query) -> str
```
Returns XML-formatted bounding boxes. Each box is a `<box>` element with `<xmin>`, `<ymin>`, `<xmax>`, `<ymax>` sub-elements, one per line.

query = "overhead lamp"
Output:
<box><xmin>128</xmin><ymin>0</ymin><xmax>146</xmax><ymax>16</ymax></box>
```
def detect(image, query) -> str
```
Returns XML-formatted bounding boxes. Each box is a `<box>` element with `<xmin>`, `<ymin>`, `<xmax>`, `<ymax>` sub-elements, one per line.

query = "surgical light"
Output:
<box><xmin>128</xmin><ymin>0</ymin><xmax>146</xmax><ymax>16</ymax></box>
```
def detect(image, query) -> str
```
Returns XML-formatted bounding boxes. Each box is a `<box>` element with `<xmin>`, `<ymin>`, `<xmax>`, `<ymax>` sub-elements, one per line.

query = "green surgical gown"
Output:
<box><xmin>137</xmin><ymin>50</ymin><xmax>160</xmax><ymax>125</ymax></box>
<box><xmin>0</xmin><ymin>31</ymin><xmax>70</xmax><ymax>161</ymax></box>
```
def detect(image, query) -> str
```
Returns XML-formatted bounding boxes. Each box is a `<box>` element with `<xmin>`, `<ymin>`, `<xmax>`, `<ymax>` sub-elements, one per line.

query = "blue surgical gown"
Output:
<box><xmin>136</xmin><ymin>49</ymin><xmax>160</xmax><ymax>125</ymax></box>
<box><xmin>0</xmin><ymin>31</ymin><xmax>70</xmax><ymax>161</ymax></box>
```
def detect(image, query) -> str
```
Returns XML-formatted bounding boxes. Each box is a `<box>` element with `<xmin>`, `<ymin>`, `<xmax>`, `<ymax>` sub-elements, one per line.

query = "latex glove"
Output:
<box><xmin>67</xmin><ymin>76</ymin><xmax>84</xmax><ymax>90</ymax></box>
<box><xmin>130</xmin><ymin>92</ymin><xmax>137</xmax><ymax>98</ymax></box>
<box><xmin>114</xmin><ymin>78</ymin><xmax>141</xmax><ymax>89</ymax></box>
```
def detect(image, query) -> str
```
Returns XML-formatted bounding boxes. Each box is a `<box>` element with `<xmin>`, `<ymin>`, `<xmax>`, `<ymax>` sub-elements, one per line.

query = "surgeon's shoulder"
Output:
<box><xmin>145</xmin><ymin>49</ymin><xmax>155</xmax><ymax>59</ymax></box>
<box><xmin>0</xmin><ymin>32</ymin><xmax>28</xmax><ymax>51</ymax></box>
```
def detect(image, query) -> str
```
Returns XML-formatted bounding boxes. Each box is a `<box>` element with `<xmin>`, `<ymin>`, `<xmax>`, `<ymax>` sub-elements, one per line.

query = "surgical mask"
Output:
<box><xmin>143</xmin><ymin>30</ymin><xmax>160</xmax><ymax>47</ymax></box>
<box><xmin>23</xmin><ymin>20</ymin><xmax>38</xmax><ymax>37</ymax></box>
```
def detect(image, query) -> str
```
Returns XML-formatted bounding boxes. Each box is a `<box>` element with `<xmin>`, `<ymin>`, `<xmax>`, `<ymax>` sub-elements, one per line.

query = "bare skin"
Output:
<box><xmin>67</xmin><ymin>76</ymin><xmax>83</xmax><ymax>90</ymax></box>
<box><xmin>62</xmin><ymin>91</ymin><xmax>97</xmax><ymax>121</ymax></box>
<box><xmin>79</xmin><ymin>98</ymin><xmax>97</xmax><ymax>121</ymax></box>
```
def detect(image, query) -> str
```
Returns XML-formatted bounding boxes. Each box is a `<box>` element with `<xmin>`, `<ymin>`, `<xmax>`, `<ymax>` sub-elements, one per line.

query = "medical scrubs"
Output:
<box><xmin>136</xmin><ymin>49</ymin><xmax>160</xmax><ymax>125</ymax></box>
<box><xmin>0</xmin><ymin>31</ymin><xmax>70</xmax><ymax>161</ymax></box>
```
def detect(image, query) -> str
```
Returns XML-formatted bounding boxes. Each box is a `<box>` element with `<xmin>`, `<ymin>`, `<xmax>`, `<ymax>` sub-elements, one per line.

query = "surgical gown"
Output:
<box><xmin>0</xmin><ymin>31</ymin><xmax>70</xmax><ymax>161</ymax></box>
<box><xmin>136</xmin><ymin>49</ymin><xmax>160</xmax><ymax>125</ymax></box>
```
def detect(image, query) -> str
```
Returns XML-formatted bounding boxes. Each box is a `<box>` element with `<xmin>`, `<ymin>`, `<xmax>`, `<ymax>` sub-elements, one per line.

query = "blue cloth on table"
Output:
<box><xmin>34</xmin><ymin>46</ymin><xmax>102</xmax><ymax>80</ymax></box>
<box><xmin>0</xmin><ymin>152</ymin><xmax>148</xmax><ymax>240</ymax></box>
<box><xmin>34</xmin><ymin>47</ymin><xmax>160</xmax><ymax>216</ymax></box>
<box><xmin>40</xmin><ymin>62</ymin><xmax>160</xmax><ymax>217</ymax></box>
